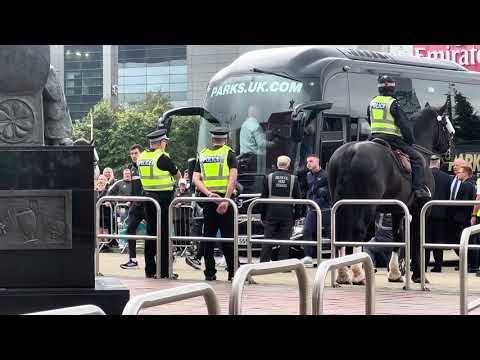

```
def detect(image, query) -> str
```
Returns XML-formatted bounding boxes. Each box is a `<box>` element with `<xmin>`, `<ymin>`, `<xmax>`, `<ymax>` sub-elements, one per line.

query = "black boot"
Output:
<box><xmin>414</xmin><ymin>188</ymin><xmax>431</xmax><ymax>199</ymax></box>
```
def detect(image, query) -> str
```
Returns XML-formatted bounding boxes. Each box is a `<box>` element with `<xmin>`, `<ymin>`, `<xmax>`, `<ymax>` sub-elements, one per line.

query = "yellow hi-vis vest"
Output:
<box><xmin>199</xmin><ymin>145</ymin><xmax>232</xmax><ymax>194</ymax></box>
<box><xmin>369</xmin><ymin>96</ymin><xmax>403</xmax><ymax>138</ymax></box>
<box><xmin>138</xmin><ymin>149</ymin><xmax>175</xmax><ymax>191</ymax></box>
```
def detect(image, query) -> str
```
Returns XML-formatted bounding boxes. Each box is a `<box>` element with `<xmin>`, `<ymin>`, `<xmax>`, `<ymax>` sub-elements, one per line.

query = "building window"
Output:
<box><xmin>118</xmin><ymin>45</ymin><xmax>187</xmax><ymax>107</ymax></box>
<box><xmin>64</xmin><ymin>45</ymin><xmax>103</xmax><ymax>120</ymax></box>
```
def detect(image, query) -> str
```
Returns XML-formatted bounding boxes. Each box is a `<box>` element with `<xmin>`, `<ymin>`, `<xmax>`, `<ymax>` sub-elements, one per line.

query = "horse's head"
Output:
<box><xmin>411</xmin><ymin>100</ymin><xmax>454</xmax><ymax>159</ymax></box>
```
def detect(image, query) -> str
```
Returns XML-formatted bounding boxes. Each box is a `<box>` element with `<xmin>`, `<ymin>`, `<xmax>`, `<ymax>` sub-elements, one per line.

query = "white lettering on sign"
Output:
<box><xmin>413</xmin><ymin>45</ymin><xmax>480</xmax><ymax>72</ymax></box>
<box><xmin>209</xmin><ymin>80</ymin><xmax>304</xmax><ymax>97</ymax></box>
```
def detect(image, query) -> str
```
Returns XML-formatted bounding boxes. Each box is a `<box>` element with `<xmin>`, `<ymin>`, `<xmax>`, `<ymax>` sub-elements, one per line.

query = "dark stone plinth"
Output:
<box><xmin>0</xmin><ymin>146</ymin><xmax>95</xmax><ymax>288</ymax></box>
<box><xmin>0</xmin><ymin>277</ymin><xmax>129</xmax><ymax>315</ymax></box>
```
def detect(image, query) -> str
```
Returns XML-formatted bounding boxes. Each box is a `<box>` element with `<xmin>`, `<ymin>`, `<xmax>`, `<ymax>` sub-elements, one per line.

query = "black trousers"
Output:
<box><xmin>450</xmin><ymin>220</ymin><xmax>480</xmax><ymax>270</ymax></box>
<box><xmin>126</xmin><ymin>204</ymin><xmax>145</xmax><ymax>260</ymax></box>
<box><xmin>203</xmin><ymin>203</ymin><xmax>235</xmax><ymax>278</ymax></box>
<box><xmin>425</xmin><ymin>218</ymin><xmax>448</xmax><ymax>270</ymax></box>
<box><xmin>372</xmin><ymin>134</ymin><xmax>425</xmax><ymax>190</ymax></box>
<box><xmin>143</xmin><ymin>190</ymin><xmax>173</xmax><ymax>278</ymax></box>
<box><xmin>260</xmin><ymin>219</ymin><xmax>293</xmax><ymax>262</ymax></box>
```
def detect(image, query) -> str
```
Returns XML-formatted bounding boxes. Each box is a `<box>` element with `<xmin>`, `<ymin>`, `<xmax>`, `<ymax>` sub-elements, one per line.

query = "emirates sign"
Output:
<box><xmin>413</xmin><ymin>45</ymin><xmax>480</xmax><ymax>72</ymax></box>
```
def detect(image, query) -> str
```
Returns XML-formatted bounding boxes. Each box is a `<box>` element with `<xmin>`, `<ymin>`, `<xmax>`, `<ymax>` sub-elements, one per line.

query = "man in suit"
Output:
<box><xmin>426</xmin><ymin>155</ymin><xmax>452</xmax><ymax>272</ymax></box>
<box><xmin>449</xmin><ymin>165</ymin><xmax>477</xmax><ymax>273</ymax></box>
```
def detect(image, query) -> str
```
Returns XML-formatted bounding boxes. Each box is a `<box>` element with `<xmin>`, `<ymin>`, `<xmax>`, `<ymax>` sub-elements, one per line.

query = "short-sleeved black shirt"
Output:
<box><xmin>194</xmin><ymin>146</ymin><xmax>238</xmax><ymax>173</ymax></box>
<box><xmin>156</xmin><ymin>153</ymin><xmax>178</xmax><ymax>176</ymax></box>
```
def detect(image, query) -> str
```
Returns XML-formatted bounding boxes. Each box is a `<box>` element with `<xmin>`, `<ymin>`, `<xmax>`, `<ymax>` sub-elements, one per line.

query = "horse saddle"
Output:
<box><xmin>370</xmin><ymin>138</ymin><xmax>412</xmax><ymax>175</ymax></box>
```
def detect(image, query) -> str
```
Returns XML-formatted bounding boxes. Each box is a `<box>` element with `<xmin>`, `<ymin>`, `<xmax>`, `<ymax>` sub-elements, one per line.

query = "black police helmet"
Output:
<box><xmin>378</xmin><ymin>75</ymin><xmax>396</xmax><ymax>95</ymax></box>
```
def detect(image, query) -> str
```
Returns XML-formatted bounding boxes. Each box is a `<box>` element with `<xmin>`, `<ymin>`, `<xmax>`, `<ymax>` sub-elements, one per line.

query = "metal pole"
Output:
<box><xmin>229</xmin><ymin>259</ymin><xmax>309</xmax><ymax>315</ymax></box>
<box><xmin>122</xmin><ymin>283</ymin><xmax>221</xmax><ymax>315</ymax></box>
<box><xmin>459</xmin><ymin>226</ymin><xmax>470</xmax><ymax>315</ymax></box>
<box><xmin>245</xmin><ymin>198</ymin><xmax>322</xmax><ymax>267</ymax></box>
<box><xmin>168</xmin><ymin>197</ymin><xmax>239</xmax><ymax>278</ymax></box>
<box><xmin>312</xmin><ymin>252</ymin><xmax>375</xmax><ymax>315</ymax></box>
<box><xmin>95</xmin><ymin>196</ymin><xmax>161</xmax><ymax>278</ymax></box>
<box><xmin>330</xmin><ymin>199</ymin><xmax>410</xmax><ymax>289</ymax></box>
<box><xmin>420</xmin><ymin>200</ymin><xmax>480</xmax><ymax>291</ymax></box>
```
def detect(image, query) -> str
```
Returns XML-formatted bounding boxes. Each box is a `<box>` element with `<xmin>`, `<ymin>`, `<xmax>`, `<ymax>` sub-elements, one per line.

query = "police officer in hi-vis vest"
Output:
<box><xmin>138</xmin><ymin>129</ymin><xmax>181</xmax><ymax>278</ymax></box>
<box><xmin>367</xmin><ymin>74</ymin><xmax>430</xmax><ymax>199</ymax></box>
<box><xmin>192</xmin><ymin>127</ymin><xmax>238</xmax><ymax>281</ymax></box>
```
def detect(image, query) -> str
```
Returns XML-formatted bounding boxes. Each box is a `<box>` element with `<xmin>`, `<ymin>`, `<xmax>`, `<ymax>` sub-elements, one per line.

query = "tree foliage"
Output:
<box><xmin>452</xmin><ymin>89</ymin><xmax>480</xmax><ymax>143</ymax></box>
<box><xmin>72</xmin><ymin>94</ymin><xmax>199</xmax><ymax>178</ymax></box>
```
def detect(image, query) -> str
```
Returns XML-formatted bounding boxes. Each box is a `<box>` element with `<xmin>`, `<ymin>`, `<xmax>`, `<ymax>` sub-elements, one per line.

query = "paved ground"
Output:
<box><xmin>99</xmin><ymin>251</ymin><xmax>480</xmax><ymax>315</ymax></box>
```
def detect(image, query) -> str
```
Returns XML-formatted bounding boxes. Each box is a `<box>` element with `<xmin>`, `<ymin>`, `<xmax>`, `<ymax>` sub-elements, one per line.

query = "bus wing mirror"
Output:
<box><xmin>157</xmin><ymin>106</ymin><xmax>220</xmax><ymax>132</ymax></box>
<box><xmin>292</xmin><ymin>101</ymin><xmax>333</xmax><ymax>120</ymax></box>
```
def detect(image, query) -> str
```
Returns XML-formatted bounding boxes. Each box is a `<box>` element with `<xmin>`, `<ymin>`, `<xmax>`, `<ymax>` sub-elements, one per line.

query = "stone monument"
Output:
<box><xmin>0</xmin><ymin>45</ymin><xmax>129</xmax><ymax>314</ymax></box>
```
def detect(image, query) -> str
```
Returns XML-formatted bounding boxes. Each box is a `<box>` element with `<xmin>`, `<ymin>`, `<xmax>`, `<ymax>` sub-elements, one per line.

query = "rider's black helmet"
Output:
<box><xmin>378</xmin><ymin>74</ymin><xmax>396</xmax><ymax>95</ymax></box>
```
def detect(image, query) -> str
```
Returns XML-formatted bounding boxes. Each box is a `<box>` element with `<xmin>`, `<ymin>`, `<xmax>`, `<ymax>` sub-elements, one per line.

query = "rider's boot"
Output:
<box><xmin>414</xmin><ymin>187</ymin><xmax>431</xmax><ymax>200</ymax></box>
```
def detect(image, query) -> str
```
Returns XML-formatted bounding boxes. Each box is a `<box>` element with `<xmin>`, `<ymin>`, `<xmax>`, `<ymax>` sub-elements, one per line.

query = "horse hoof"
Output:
<box><xmin>388</xmin><ymin>277</ymin><xmax>404</xmax><ymax>283</ymax></box>
<box><xmin>248</xmin><ymin>279</ymin><xmax>258</xmax><ymax>285</ymax></box>
<box><xmin>336</xmin><ymin>278</ymin><xmax>352</xmax><ymax>285</ymax></box>
<box><xmin>352</xmin><ymin>279</ymin><xmax>366</xmax><ymax>286</ymax></box>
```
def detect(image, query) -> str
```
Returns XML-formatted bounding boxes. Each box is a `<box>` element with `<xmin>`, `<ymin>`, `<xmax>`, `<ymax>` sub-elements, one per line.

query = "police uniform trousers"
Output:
<box><xmin>126</xmin><ymin>203</ymin><xmax>145</xmax><ymax>260</ymax></box>
<box><xmin>143</xmin><ymin>190</ymin><xmax>173</xmax><ymax>278</ymax></box>
<box><xmin>203</xmin><ymin>202</ymin><xmax>235</xmax><ymax>278</ymax></box>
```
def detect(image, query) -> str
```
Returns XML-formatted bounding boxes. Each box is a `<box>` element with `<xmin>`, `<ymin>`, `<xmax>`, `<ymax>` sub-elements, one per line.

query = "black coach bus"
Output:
<box><xmin>161</xmin><ymin>46</ymin><xmax>480</xmax><ymax>195</ymax></box>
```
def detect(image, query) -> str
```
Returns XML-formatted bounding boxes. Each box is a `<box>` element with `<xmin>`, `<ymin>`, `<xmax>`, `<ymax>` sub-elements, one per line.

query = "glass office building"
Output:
<box><xmin>64</xmin><ymin>45</ymin><xmax>104</xmax><ymax>120</ymax></box>
<box><xmin>118</xmin><ymin>45</ymin><xmax>188</xmax><ymax>107</ymax></box>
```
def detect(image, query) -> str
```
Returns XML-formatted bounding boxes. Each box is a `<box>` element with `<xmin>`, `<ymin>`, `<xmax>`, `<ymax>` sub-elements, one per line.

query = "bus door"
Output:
<box><xmin>317</xmin><ymin>114</ymin><xmax>349</xmax><ymax>169</ymax></box>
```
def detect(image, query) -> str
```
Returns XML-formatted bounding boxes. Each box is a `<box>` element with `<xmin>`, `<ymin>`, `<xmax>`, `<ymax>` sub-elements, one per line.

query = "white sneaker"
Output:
<box><xmin>301</xmin><ymin>256</ymin><xmax>313</xmax><ymax>267</ymax></box>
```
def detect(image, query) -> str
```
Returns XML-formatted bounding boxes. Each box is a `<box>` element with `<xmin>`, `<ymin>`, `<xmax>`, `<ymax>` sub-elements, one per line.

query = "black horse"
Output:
<box><xmin>327</xmin><ymin>102</ymin><xmax>453</xmax><ymax>285</ymax></box>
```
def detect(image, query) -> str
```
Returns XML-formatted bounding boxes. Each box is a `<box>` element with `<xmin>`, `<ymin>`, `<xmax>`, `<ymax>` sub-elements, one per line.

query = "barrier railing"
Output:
<box><xmin>96</xmin><ymin>196</ymin><xmax>161</xmax><ymax>278</ymax></box>
<box><xmin>245</xmin><ymin>198</ymin><xmax>325</xmax><ymax>265</ymax></box>
<box><xmin>420</xmin><ymin>200</ymin><xmax>480</xmax><ymax>291</ymax></box>
<box><xmin>459</xmin><ymin>224</ymin><xmax>480</xmax><ymax>315</ymax></box>
<box><xmin>312</xmin><ymin>253</ymin><xmax>375</xmax><ymax>315</ymax></box>
<box><xmin>122</xmin><ymin>283</ymin><xmax>220</xmax><ymax>315</ymax></box>
<box><xmin>168</xmin><ymin>197</ymin><xmax>238</xmax><ymax>278</ymax></box>
<box><xmin>27</xmin><ymin>305</ymin><xmax>106</xmax><ymax>315</ymax></box>
<box><xmin>229</xmin><ymin>259</ymin><xmax>309</xmax><ymax>315</ymax></box>
<box><xmin>331</xmin><ymin>199</ymin><xmax>411</xmax><ymax>290</ymax></box>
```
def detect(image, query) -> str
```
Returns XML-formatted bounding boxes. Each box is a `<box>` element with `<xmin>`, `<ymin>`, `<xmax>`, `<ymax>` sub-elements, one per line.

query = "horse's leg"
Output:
<box><xmin>388</xmin><ymin>213</ymin><xmax>404</xmax><ymax>283</ymax></box>
<box><xmin>336</xmin><ymin>246</ymin><xmax>352</xmax><ymax>284</ymax></box>
<box><xmin>351</xmin><ymin>246</ymin><xmax>366</xmax><ymax>285</ymax></box>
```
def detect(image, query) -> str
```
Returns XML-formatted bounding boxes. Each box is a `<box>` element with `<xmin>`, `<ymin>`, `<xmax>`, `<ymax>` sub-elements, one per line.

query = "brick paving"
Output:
<box><xmin>101</xmin><ymin>252</ymin><xmax>480</xmax><ymax>315</ymax></box>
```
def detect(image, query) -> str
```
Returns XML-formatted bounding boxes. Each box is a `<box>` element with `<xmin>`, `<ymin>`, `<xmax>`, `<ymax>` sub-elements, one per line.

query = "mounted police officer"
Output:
<box><xmin>367</xmin><ymin>74</ymin><xmax>430</xmax><ymax>199</ymax></box>
<box><xmin>138</xmin><ymin>129</ymin><xmax>181</xmax><ymax>279</ymax></box>
<box><xmin>192</xmin><ymin>127</ymin><xmax>238</xmax><ymax>281</ymax></box>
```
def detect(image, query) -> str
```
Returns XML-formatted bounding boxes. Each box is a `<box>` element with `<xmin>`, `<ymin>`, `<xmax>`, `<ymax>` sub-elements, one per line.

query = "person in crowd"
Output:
<box><xmin>103</xmin><ymin>167</ymin><xmax>116</xmax><ymax>187</ymax></box>
<box><xmin>449</xmin><ymin>165</ymin><xmax>477</xmax><ymax>273</ymax></box>
<box><xmin>138</xmin><ymin>129</ymin><xmax>181</xmax><ymax>279</ymax></box>
<box><xmin>96</xmin><ymin>174</ymin><xmax>113</xmax><ymax>252</ymax></box>
<box><xmin>301</xmin><ymin>154</ymin><xmax>331</xmax><ymax>267</ymax></box>
<box><xmin>121</xmin><ymin>144</ymin><xmax>145</xmax><ymax>270</ymax></box>
<box><xmin>193</xmin><ymin>127</ymin><xmax>238</xmax><ymax>281</ymax></box>
<box><xmin>259</xmin><ymin>155</ymin><xmax>301</xmax><ymax>262</ymax></box>
<box><xmin>108</xmin><ymin>168</ymin><xmax>133</xmax><ymax>223</ymax></box>
<box><xmin>426</xmin><ymin>155</ymin><xmax>452</xmax><ymax>272</ymax></box>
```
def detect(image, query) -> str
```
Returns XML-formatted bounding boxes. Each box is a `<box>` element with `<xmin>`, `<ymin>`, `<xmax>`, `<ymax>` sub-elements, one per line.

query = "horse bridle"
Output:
<box><xmin>432</xmin><ymin>108</ymin><xmax>455</xmax><ymax>159</ymax></box>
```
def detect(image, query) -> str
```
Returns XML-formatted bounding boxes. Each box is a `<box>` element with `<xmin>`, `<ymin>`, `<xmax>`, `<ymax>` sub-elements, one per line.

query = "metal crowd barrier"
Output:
<box><xmin>312</xmin><ymin>253</ymin><xmax>375</xmax><ymax>315</ymax></box>
<box><xmin>420</xmin><ymin>200</ymin><xmax>480</xmax><ymax>291</ymax></box>
<box><xmin>27</xmin><ymin>305</ymin><xmax>106</xmax><ymax>315</ymax></box>
<box><xmin>331</xmin><ymin>199</ymin><xmax>411</xmax><ymax>290</ymax></box>
<box><xmin>122</xmin><ymin>283</ymin><xmax>220</xmax><ymax>315</ymax></box>
<box><xmin>245</xmin><ymin>198</ymin><xmax>324</xmax><ymax>265</ymax></box>
<box><xmin>172</xmin><ymin>203</ymin><xmax>194</xmax><ymax>257</ymax></box>
<box><xmin>96</xmin><ymin>196</ymin><xmax>161</xmax><ymax>278</ymax></box>
<box><xmin>229</xmin><ymin>259</ymin><xmax>309</xmax><ymax>315</ymax></box>
<box><xmin>168</xmin><ymin>197</ymin><xmax>239</xmax><ymax>278</ymax></box>
<box><xmin>459</xmin><ymin>224</ymin><xmax>480</xmax><ymax>315</ymax></box>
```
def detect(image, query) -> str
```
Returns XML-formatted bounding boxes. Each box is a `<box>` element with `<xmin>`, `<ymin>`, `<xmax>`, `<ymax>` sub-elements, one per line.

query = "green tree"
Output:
<box><xmin>452</xmin><ymin>89</ymin><xmax>480</xmax><ymax>143</ymax></box>
<box><xmin>72</xmin><ymin>94</ymin><xmax>200</xmax><ymax>178</ymax></box>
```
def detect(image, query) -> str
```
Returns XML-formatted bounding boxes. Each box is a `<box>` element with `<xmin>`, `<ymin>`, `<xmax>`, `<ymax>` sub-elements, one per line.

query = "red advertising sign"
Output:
<box><xmin>413</xmin><ymin>45</ymin><xmax>480</xmax><ymax>72</ymax></box>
